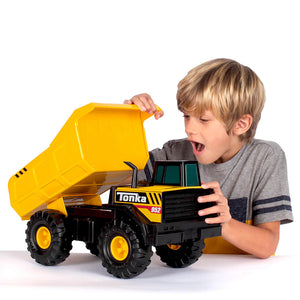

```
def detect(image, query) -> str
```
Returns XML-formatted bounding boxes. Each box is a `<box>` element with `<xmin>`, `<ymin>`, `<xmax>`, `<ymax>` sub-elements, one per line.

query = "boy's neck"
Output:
<box><xmin>214</xmin><ymin>140</ymin><xmax>246</xmax><ymax>164</ymax></box>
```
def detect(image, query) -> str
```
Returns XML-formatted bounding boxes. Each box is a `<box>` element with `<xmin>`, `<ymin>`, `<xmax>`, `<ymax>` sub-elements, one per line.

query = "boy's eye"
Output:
<box><xmin>200</xmin><ymin>118</ymin><xmax>208</xmax><ymax>122</ymax></box>
<box><xmin>183</xmin><ymin>114</ymin><xmax>190</xmax><ymax>119</ymax></box>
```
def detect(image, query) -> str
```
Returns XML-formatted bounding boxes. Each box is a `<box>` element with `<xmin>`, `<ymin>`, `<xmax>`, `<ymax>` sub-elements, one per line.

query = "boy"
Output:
<box><xmin>124</xmin><ymin>58</ymin><xmax>293</xmax><ymax>258</ymax></box>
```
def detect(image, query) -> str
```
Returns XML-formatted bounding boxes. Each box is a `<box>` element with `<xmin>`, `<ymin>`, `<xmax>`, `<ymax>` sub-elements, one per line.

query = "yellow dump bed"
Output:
<box><xmin>8</xmin><ymin>103</ymin><xmax>157</xmax><ymax>220</ymax></box>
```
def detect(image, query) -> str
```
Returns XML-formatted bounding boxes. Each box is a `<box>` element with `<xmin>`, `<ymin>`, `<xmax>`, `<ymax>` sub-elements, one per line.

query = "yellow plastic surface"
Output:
<box><xmin>36</xmin><ymin>226</ymin><xmax>51</xmax><ymax>250</ymax></box>
<box><xmin>167</xmin><ymin>244</ymin><xmax>181</xmax><ymax>251</ymax></box>
<box><xmin>8</xmin><ymin>103</ymin><xmax>159</xmax><ymax>220</ymax></box>
<box><xmin>110</xmin><ymin>236</ymin><xmax>129</xmax><ymax>261</ymax></box>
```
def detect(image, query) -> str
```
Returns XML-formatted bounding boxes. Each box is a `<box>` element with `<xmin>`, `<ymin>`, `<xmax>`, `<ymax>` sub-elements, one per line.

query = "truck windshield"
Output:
<box><xmin>164</xmin><ymin>165</ymin><xmax>180</xmax><ymax>185</ymax></box>
<box><xmin>153</xmin><ymin>162</ymin><xmax>200</xmax><ymax>186</ymax></box>
<box><xmin>154</xmin><ymin>164</ymin><xmax>181</xmax><ymax>185</ymax></box>
<box><xmin>185</xmin><ymin>163</ymin><xmax>200</xmax><ymax>186</ymax></box>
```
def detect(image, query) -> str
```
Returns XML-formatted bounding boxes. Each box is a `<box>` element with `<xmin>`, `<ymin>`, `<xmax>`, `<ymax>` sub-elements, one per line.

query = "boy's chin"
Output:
<box><xmin>195</xmin><ymin>155</ymin><xmax>215</xmax><ymax>165</ymax></box>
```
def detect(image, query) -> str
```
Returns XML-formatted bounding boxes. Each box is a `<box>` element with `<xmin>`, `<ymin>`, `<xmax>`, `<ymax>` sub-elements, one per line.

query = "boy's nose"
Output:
<box><xmin>186</xmin><ymin>129</ymin><xmax>194</xmax><ymax>137</ymax></box>
<box><xmin>185</xmin><ymin>119</ymin><xmax>197</xmax><ymax>136</ymax></box>
<box><xmin>185</xmin><ymin>127</ymin><xmax>197</xmax><ymax>138</ymax></box>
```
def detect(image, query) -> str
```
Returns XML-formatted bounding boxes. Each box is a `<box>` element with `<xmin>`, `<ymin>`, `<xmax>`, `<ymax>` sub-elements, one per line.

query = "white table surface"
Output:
<box><xmin>0</xmin><ymin>250</ymin><xmax>298</xmax><ymax>299</ymax></box>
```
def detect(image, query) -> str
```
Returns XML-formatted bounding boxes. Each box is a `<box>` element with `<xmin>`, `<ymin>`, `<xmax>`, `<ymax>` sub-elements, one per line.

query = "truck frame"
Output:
<box><xmin>8</xmin><ymin>103</ymin><xmax>221</xmax><ymax>278</ymax></box>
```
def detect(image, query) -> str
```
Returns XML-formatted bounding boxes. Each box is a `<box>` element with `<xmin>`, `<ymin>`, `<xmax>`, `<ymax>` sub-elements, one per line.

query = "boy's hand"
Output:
<box><xmin>124</xmin><ymin>93</ymin><xmax>164</xmax><ymax>120</ymax></box>
<box><xmin>198</xmin><ymin>181</ymin><xmax>232</xmax><ymax>226</ymax></box>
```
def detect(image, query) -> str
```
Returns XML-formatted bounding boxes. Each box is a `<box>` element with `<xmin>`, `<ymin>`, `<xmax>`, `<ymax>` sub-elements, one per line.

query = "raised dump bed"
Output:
<box><xmin>8</xmin><ymin>103</ymin><xmax>154</xmax><ymax>220</ymax></box>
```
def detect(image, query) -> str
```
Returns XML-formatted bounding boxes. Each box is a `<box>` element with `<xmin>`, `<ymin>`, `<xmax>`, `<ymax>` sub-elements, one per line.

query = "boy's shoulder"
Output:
<box><xmin>154</xmin><ymin>138</ymin><xmax>194</xmax><ymax>160</ymax></box>
<box><xmin>247</xmin><ymin>139</ymin><xmax>284</xmax><ymax>157</ymax></box>
<box><xmin>239</xmin><ymin>139</ymin><xmax>286</xmax><ymax>173</ymax></box>
<box><xmin>163</xmin><ymin>138</ymin><xmax>191</xmax><ymax>149</ymax></box>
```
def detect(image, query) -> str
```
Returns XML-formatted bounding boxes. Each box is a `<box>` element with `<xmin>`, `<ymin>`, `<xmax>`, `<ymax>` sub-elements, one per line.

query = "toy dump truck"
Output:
<box><xmin>8</xmin><ymin>103</ymin><xmax>221</xmax><ymax>278</ymax></box>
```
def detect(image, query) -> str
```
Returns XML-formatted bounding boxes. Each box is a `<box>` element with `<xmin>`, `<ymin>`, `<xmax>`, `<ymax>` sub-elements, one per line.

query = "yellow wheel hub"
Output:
<box><xmin>36</xmin><ymin>226</ymin><xmax>51</xmax><ymax>249</ymax></box>
<box><xmin>167</xmin><ymin>244</ymin><xmax>181</xmax><ymax>251</ymax></box>
<box><xmin>110</xmin><ymin>236</ymin><xmax>129</xmax><ymax>261</ymax></box>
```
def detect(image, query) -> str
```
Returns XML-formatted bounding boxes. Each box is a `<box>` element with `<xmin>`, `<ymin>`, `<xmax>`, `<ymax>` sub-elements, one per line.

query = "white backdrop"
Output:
<box><xmin>0</xmin><ymin>0</ymin><xmax>298</xmax><ymax>257</ymax></box>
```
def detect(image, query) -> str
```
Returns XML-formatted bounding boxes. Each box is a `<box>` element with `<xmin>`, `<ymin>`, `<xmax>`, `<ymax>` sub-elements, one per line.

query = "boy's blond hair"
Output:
<box><xmin>177</xmin><ymin>58</ymin><xmax>266</xmax><ymax>142</ymax></box>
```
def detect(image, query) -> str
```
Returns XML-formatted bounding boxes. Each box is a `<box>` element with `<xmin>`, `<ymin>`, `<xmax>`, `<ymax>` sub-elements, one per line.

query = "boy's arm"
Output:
<box><xmin>222</xmin><ymin>219</ymin><xmax>280</xmax><ymax>259</ymax></box>
<box><xmin>198</xmin><ymin>181</ymin><xmax>280</xmax><ymax>259</ymax></box>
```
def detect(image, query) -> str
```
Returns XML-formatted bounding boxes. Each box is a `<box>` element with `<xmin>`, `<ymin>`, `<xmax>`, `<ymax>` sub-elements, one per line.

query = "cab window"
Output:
<box><xmin>154</xmin><ymin>165</ymin><xmax>164</xmax><ymax>184</ymax></box>
<box><xmin>185</xmin><ymin>163</ymin><xmax>200</xmax><ymax>186</ymax></box>
<box><xmin>164</xmin><ymin>165</ymin><xmax>181</xmax><ymax>185</ymax></box>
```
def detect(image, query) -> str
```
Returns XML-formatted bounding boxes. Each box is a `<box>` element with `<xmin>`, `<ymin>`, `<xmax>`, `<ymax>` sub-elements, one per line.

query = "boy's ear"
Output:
<box><xmin>233</xmin><ymin>114</ymin><xmax>253</xmax><ymax>136</ymax></box>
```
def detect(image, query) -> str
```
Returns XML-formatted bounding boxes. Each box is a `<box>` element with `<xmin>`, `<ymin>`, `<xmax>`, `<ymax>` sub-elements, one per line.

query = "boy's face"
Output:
<box><xmin>184</xmin><ymin>110</ymin><xmax>244</xmax><ymax>164</ymax></box>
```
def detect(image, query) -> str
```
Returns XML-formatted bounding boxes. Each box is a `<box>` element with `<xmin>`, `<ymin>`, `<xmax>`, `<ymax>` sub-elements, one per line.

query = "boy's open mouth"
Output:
<box><xmin>190</xmin><ymin>141</ymin><xmax>205</xmax><ymax>155</ymax></box>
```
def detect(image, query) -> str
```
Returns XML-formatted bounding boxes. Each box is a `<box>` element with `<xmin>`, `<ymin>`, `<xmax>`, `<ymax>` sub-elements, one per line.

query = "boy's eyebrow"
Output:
<box><xmin>200</xmin><ymin>110</ymin><xmax>214</xmax><ymax>117</ymax></box>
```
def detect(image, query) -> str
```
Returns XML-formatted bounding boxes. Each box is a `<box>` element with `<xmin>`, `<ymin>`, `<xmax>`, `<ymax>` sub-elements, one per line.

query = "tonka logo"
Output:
<box><xmin>116</xmin><ymin>192</ymin><xmax>149</xmax><ymax>204</ymax></box>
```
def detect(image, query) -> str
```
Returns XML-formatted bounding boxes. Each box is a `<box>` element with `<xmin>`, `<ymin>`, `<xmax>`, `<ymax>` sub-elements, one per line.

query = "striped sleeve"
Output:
<box><xmin>252</xmin><ymin>145</ymin><xmax>293</xmax><ymax>225</ymax></box>
<box><xmin>253</xmin><ymin>195</ymin><xmax>293</xmax><ymax>225</ymax></box>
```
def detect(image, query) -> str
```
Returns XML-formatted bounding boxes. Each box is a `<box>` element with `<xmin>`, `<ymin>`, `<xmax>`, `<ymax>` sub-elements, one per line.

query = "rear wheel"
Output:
<box><xmin>98</xmin><ymin>220</ymin><xmax>152</xmax><ymax>278</ymax></box>
<box><xmin>26</xmin><ymin>211</ymin><xmax>72</xmax><ymax>266</ymax></box>
<box><xmin>156</xmin><ymin>238</ymin><xmax>205</xmax><ymax>268</ymax></box>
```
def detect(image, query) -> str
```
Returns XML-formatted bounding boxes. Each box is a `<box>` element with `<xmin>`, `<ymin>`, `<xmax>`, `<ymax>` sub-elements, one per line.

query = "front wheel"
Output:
<box><xmin>156</xmin><ymin>238</ymin><xmax>205</xmax><ymax>268</ymax></box>
<box><xmin>25</xmin><ymin>211</ymin><xmax>72</xmax><ymax>266</ymax></box>
<box><xmin>98</xmin><ymin>220</ymin><xmax>153</xmax><ymax>278</ymax></box>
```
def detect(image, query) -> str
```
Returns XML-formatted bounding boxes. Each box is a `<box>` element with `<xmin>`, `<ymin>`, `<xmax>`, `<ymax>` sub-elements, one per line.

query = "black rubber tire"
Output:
<box><xmin>156</xmin><ymin>238</ymin><xmax>205</xmax><ymax>268</ymax></box>
<box><xmin>86</xmin><ymin>242</ymin><xmax>99</xmax><ymax>256</ymax></box>
<box><xmin>98</xmin><ymin>220</ymin><xmax>153</xmax><ymax>278</ymax></box>
<box><xmin>25</xmin><ymin>211</ymin><xmax>72</xmax><ymax>266</ymax></box>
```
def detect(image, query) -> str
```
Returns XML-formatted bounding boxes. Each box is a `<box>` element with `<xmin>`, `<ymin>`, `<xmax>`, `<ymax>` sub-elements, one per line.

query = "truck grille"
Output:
<box><xmin>162</xmin><ymin>189</ymin><xmax>213</xmax><ymax>222</ymax></box>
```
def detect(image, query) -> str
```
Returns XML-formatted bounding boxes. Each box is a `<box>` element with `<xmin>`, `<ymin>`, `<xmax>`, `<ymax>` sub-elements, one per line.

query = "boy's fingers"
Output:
<box><xmin>137</xmin><ymin>94</ymin><xmax>157</xmax><ymax>113</ymax></box>
<box><xmin>154</xmin><ymin>110</ymin><xmax>164</xmax><ymax>119</ymax></box>
<box><xmin>198</xmin><ymin>205</ymin><xmax>218</xmax><ymax>216</ymax></box>
<box><xmin>129</xmin><ymin>96</ymin><xmax>147</xmax><ymax>112</ymax></box>
<box><xmin>202</xmin><ymin>181</ymin><xmax>222</xmax><ymax>195</ymax></box>
<box><xmin>125</xmin><ymin>93</ymin><xmax>164</xmax><ymax>118</ymax></box>
<box><xmin>199</xmin><ymin>181</ymin><xmax>231</xmax><ymax>225</ymax></box>
<box><xmin>204</xmin><ymin>216</ymin><xmax>223</xmax><ymax>224</ymax></box>
<box><xmin>198</xmin><ymin>193</ymin><xmax>219</xmax><ymax>203</ymax></box>
<box><xmin>124</xmin><ymin>99</ymin><xmax>133</xmax><ymax>104</ymax></box>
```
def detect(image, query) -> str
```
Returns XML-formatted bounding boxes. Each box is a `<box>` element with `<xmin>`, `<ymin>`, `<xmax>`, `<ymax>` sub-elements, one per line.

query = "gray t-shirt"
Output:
<box><xmin>139</xmin><ymin>138</ymin><xmax>293</xmax><ymax>225</ymax></box>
